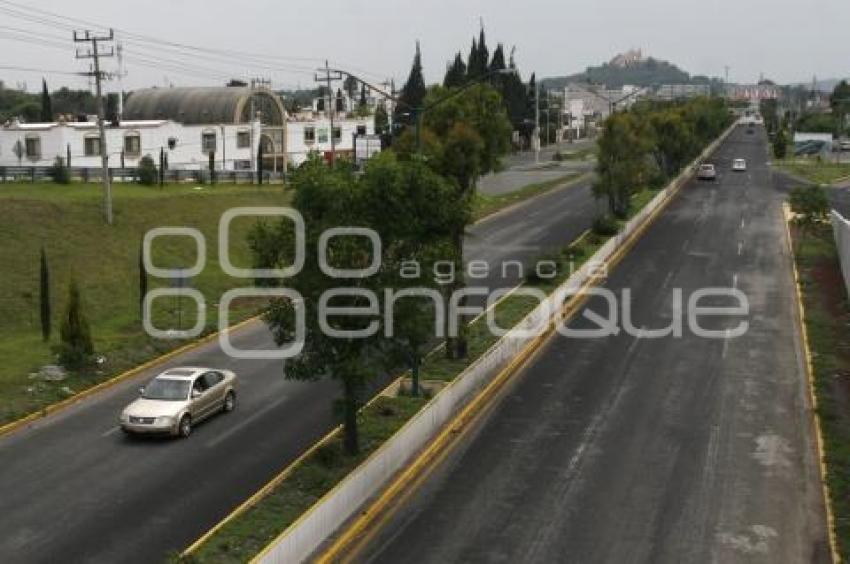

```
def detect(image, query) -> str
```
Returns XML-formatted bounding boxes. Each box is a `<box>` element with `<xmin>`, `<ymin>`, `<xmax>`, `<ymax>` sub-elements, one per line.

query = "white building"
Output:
<box><xmin>0</xmin><ymin>117</ymin><xmax>261</xmax><ymax>171</ymax></box>
<box><xmin>0</xmin><ymin>84</ymin><xmax>379</xmax><ymax>172</ymax></box>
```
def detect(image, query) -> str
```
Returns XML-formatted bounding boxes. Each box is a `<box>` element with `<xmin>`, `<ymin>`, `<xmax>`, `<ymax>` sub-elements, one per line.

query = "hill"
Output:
<box><xmin>541</xmin><ymin>54</ymin><xmax>704</xmax><ymax>90</ymax></box>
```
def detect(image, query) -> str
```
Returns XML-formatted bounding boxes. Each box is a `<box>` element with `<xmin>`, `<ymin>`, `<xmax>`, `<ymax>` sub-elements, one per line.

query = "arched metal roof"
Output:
<box><xmin>122</xmin><ymin>87</ymin><xmax>286</xmax><ymax>126</ymax></box>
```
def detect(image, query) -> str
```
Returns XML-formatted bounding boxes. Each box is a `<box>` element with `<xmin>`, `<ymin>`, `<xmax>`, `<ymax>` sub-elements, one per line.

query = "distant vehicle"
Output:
<box><xmin>840</xmin><ymin>140</ymin><xmax>850</xmax><ymax>152</ymax></box>
<box><xmin>120</xmin><ymin>367</ymin><xmax>237</xmax><ymax>438</ymax></box>
<box><xmin>697</xmin><ymin>163</ymin><xmax>717</xmax><ymax>181</ymax></box>
<box><xmin>732</xmin><ymin>158</ymin><xmax>747</xmax><ymax>171</ymax></box>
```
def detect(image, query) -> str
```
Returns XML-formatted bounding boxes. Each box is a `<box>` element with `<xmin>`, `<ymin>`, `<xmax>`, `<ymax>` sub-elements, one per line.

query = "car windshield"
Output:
<box><xmin>701</xmin><ymin>165</ymin><xmax>713</xmax><ymax>170</ymax></box>
<box><xmin>142</xmin><ymin>378</ymin><xmax>190</xmax><ymax>401</ymax></box>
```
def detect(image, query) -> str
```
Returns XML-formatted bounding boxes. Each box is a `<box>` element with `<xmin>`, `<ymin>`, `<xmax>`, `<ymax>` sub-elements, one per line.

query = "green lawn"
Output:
<box><xmin>776</xmin><ymin>160</ymin><xmax>850</xmax><ymax>185</ymax></box>
<box><xmin>0</xmin><ymin>181</ymin><xmax>291</xmax><ymax>424</ymax></box>
<box><xmin>792</xmin><ymin>222</ymin><xmax>850</xmax><ymax>560</ymax></box>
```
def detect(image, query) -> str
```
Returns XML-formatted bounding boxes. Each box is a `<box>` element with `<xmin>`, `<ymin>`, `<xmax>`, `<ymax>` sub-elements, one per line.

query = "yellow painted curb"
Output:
<box><xmin>0</xmin><ymin>314</ymin><xmax>262</xmax><ymax>440</ymax></box>
<box><xmin>782</xmin><ymin>203</ymin><xmax>841</xmax><ymax>564</ymax></box>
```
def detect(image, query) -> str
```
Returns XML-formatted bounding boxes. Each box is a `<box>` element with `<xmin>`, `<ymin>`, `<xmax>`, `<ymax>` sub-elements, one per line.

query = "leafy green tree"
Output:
<box><xmin>58</xmin><ymin>279</ymin><xmax>94</xmax><ymax>370</ymax></box>
<box><xmin>394</xmin><ymin>41</ymin><xmax>427</xmax><ymax>126</ymax></box>
<box><xmin>649</xmin><ymin>110</ymin><xmax>693</xmax><ymax>178</ymax></box>
<box><xmin>594</xmin><ymin>111</ymin><xmax>653</xmax><ymax>218</ymax></box>
<box><xmin>40</xmin><ymin>78</ymin><xmax>52</xmax><ymax>122</ymax></box>
<box><xmin>39</xmin><ymin>247</ymin><xmax>50</xmax><ymax>342</ymax></box>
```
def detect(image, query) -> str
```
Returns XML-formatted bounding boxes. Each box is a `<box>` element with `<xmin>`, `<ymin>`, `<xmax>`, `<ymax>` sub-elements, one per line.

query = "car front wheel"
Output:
<box><xmin>223</xmin><ymin>391</ymin><xmax>236</xmax><ymax>413</ymax></box>
<box><xmin>178</xmin><ymin>415</ymin><xmax>192</xmax><ymax>438</ymax></box>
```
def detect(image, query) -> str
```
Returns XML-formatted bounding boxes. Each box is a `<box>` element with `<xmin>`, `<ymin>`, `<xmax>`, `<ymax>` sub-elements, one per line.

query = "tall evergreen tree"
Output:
<box><xmin>359</xmin><ymin>83</ymin><xmax>368</xmax><ymax>108</ymax></box>
<box><xmin>39</xmin><ymin>247</ymin><xmax>50</xmax><ymax>341</ymax></box>
<box><xmin>58</xmin><ymin>279</ymin><xmax>94</xmax><ymax>370</ymax></box>
<box><xmin>40</xmin><ymin>78</ymin><xmax>52</xmax><ymax>122</ymax></box>
<box><xmin>343</xmin><ymin>74</ymin><xmax>358</xmax><ymax>99</ymax></box>
<box><xmin>489</xmin><ymin>44</ymin><xmax>506</xmax><ymax>73</ymax></box>
<box><xmin>395</xmin><ymin>41</ymin><xmax>427</xmax><ymax>125</ymax></box>
<box><xmin>138</xmin><ymin>239</ymin><xmax>147</xmax><ymax>320</ymax></box>
<box><xmin>466</xmin><ymin>38</ymin><xmax>480</xmax><ymax>80</ymax></box>
<box><xmin>467</xmin><ymin>28</ymin><xmax>489</xmax><ymax>79</ymax></box>
<box><xmin>443</xmin><ymin>52</ymin><xmax>467</xmax><ymax>88</ymax></box>
<box><xmin>335</xmin><ymin>88</ymin><xmax>345</xmax><ymax>113</ymax></box>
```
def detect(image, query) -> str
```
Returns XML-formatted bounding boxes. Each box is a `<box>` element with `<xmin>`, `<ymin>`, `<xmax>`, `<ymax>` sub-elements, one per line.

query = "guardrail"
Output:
<box><xmin>250</xmin><ymin>123</ymin><xmax>737</xmax><ymax>564</ymax></box>
<box><xmin>830</xmin><ymin>209</ymin><xmax>850</xmax><ymax>298</ymax></box>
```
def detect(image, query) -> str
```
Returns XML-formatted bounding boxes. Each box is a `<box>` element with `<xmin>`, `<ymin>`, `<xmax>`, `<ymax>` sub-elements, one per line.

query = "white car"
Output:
<box><xmin>732</xmin><ymin>158</ymin><xmax>747</xmax><ymax>171</ymax></box>
<box><xmin>120</xmin><ymin>367</ymin><xmax>238</xmax><ymax>438</ymax></box>
<box><xmin>697</xmin><ymin>163</ymin><xmax>717</xmax><ymax>181</ymax></box>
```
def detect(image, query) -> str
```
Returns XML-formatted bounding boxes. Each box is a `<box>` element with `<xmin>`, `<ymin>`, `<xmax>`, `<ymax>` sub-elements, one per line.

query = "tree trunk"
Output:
<box><xmin>342</xmin><ymin>378</ymin><xmax>359</xmax><ymax>455</ymax></box>
<box><xmin>410</xmin><ymin>354</ymin><xmax>420</xmax><ymax>397</ymax></box>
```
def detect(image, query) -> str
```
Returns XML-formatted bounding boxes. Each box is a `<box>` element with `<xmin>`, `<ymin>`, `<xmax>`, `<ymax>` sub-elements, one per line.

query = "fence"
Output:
<box><xmin>0</xmin><ymin>166</ymin><xmax>285</xmax><ymax>184</ymax></box>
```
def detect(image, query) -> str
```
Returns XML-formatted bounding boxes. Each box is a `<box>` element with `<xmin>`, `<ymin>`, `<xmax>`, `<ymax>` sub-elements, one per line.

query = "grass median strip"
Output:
<box><xmin>776</xmin><ymin>160</ymin><xmax>850</xmax><ymax>186</ymax></box>
<box><xmin>790</xmin><ymin>221</ymin><xmax>850</xmax><ymax>560</ymax></box>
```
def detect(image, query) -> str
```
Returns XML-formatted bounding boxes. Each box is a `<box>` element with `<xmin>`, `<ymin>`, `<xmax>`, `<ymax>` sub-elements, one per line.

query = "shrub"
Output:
<box><xmin>49</xmin><ymin>156</ymin><xmax>70</xmax><ymax>184</ymax></box>
<box><xmin>592</xmin><ymin>215</ymin><xmax>620</xmax><ymax>236</ymax></box>
<box><xmin>138</xmin><ymin>154</ymin><xmax>158</xmax><ymax>186</ymax></box>
<box><xmin>552</xmin><ymin>151</ymin><xmax>564</xmax><ymax>162</ymax></box>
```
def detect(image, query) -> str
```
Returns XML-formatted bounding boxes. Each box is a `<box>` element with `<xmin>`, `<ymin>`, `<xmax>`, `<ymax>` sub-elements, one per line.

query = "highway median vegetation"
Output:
<box><xmin>791</xmin><ymin>219</ymin><xmax>850</xmax><ymax>560</ymax></box>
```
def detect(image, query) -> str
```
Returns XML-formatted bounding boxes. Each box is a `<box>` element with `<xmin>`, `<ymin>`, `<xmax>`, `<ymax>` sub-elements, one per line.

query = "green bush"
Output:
<box><xmin>137</xmin><ymin>154</ymin><xmax>158</xmax><ymax>186</ymax></box>
<box><xmin>592</xmin><ymin>215</ymin><xmax>620</xmax><ymax>236</ymax></box>
<box><xmin>552</xmin><ymin>150</ymin><xmax>564</xmax><ymax>162</ymax></box>
<box><xmin>49</xmin><ymin>156</ymin><xmax>70</xmax><ymax>184</ymax></box>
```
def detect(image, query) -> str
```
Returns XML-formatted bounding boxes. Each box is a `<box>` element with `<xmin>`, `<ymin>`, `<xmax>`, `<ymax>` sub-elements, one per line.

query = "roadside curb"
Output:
<box><xmin>0</xmin><ymin>314</ymin><xmax>262</xmax><ymax>440</ymax></box>
<box><xmin>782</xmin><ymin>203</ymin><xmax>841</xmax><ymax>564</ymax></box>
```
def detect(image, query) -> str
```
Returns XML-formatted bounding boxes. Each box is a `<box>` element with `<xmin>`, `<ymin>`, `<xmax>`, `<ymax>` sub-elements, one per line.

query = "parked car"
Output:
<box><xmin>732</xmin><ymin>158</ymin><xmax>747</xmax><ymax>171</ymax></box>
<box><xmin>697</xmin><ymin>163</ymin><xmax>717</xmax><ymax>181</ymax></box>
<box><xmin>120</xmin><ymin>367</ymin><xmax>238</xmax><ymax>438</ymax></box>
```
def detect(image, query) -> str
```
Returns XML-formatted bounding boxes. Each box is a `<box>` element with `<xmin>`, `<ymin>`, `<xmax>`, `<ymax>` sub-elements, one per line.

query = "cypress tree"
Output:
<box><xmin>443</xmin><ymin>52</ymin><xmax>467</xmax><ymax>88</ymax></box>
<box><xmin>40</xmin><ymin>78</ymin><xmax>52</xmax><ymax>122</ymax></box>
<box><xmin>466</xmin><ymin>38</ymin><xmax>480</xmax><ymax>80</ymax></box>
<box><xmin>395</xmin><ymin>41</ymin><xmax>427</xmax><ymax>125</ymax></box>
<box><xmin>39</xmin><ymin>247</ymin><xmax>50</xmax><ymax>341</ymax></box>
<box><xmin>58</xmin><ymin>279</ymin><xmax>94</xmax><ymax>370</ymax></box>
<box><xmin>138</xmin><ymin>239</ymin><xmax>147</xmax><ymax>320</ymax></box>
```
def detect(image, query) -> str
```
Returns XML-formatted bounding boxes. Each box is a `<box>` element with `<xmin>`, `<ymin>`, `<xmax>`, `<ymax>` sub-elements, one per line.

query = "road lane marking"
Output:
<box><xmin>732</xmin><ymin>273</ymin><xmax>738</xmax><ymax>289</ymax></box>
<box><xmin>722</xmin><ymin>329</ymin><xmax>731</xmax><ymax>359</ymax></box>
<box><xmin>738</xmin><ymin>241</ymin><xmax>743</xmax><ymax>256</ymax></box>
<box><xmin>740</xmin><ymin>216</ymin><xmax>746</xmax><ymax>229</ymax></box>
<box><xmin>205</xmin><ymin>394</ymin><xmax>289</xmax><ymax>448</ymax></box>
<box><xmin>101</xmin><ymin>425</ymin><xmax>120</xmax><ymax>437</ymax></box>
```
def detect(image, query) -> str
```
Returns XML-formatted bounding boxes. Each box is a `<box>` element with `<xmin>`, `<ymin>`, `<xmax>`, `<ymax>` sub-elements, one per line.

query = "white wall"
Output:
<box><xmin>0</xmin><ymin>120</ymin><xmax>261</xmax><ymax>171</ymax></box>
<box><xmin>286</xmin><ymin>117</ymin><xmax>374</xmax><ymax>166</ymax></box>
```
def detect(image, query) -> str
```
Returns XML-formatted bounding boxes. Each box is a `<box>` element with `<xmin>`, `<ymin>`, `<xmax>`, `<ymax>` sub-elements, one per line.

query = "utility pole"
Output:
<box><xmin>75</xmin><ymin>29</ymin><xmax>114</xmax><ymax>225</ymax></box>
<box><xmin>546</xmin><ymin>89</ymin><xmax>551</xmax><ymax>148</ymax></box>
<box><xmin>315</xmin><ymin>61</ymin><xmax>343</xmax><ymax>166</ymax></box>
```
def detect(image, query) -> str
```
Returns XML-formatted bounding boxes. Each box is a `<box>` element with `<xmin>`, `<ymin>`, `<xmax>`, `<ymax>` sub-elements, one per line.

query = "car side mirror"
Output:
<box><xmin>138</xmin><ymin>387</ymin><xmax>145</xmax><ymax>396</ymax></box>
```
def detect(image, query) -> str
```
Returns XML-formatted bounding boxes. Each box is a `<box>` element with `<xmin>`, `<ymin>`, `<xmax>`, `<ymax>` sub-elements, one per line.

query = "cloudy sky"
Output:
<box><xmin>0</xmin><ymin>0</ymin><xmax>847</xmax><ymax>93</ymax></box>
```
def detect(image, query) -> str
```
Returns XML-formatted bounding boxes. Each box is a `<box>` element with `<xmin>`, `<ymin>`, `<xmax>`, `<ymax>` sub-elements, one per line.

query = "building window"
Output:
<box><xmin>237</xmin><ymin>130</ymin><xmax>250</xmax><ymax>148</ymax></box>
<box><xmin>303</xmin><ymin>127</ymin><xmax>315</xmax><ymax>144</ymax></box>
<box><xmin>124</xmin><ymin>133</ymin><xmax>141</xmax><ymax>157</ymax></box>
<box><xmin>234</xmin><ymin>159</ymin><xmax>252</xmax><ymax>170</ymax></box>
<box><xmin>24</xmin><ymin>136</ymin><xmax>41</xmax><ymax>159</ymax></box>
<box><xmin>317</xmin><ymin>128</ymin><xmax>329</xmax><ymax>143</ymax></box>
<box><xmin>84</xmin><ymin>136</ymin><xmax>102</xmax><ymax>157</ymax></box>
<box><xmin>332</xmin><ymin>126</ymin><xmax>342</xmax><ymax>142</ymax></box>
<box><xmin>356</xmin><ymin>125</ymin><xmax>367</xmax><ymax>136</ymax></box>
<box><xmin>201</xmin><ymin>130</ymin><xmax>217</xmax><ymax>153</ymax></box>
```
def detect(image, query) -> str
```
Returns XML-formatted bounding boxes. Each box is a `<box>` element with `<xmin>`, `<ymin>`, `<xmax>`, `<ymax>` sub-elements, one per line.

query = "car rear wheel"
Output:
<box><xmin>223</xmin><ymin>391</ymin><xmax>236</xmax><ymax>413</ymax></box>
<box><xmin>178</xmin><ymin>415</ymin><xmax>192</xmax><ymax>438</ymax></box>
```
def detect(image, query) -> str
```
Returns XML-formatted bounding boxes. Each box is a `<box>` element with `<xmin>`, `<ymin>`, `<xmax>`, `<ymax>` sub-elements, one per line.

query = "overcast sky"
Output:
<box><xmin>1</xmin><ymin>0</ymin><xmax>847</xmax><ymax>93</ymax></box>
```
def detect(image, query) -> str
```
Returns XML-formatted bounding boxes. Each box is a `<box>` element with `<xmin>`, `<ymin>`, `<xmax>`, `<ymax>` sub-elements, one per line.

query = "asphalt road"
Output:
<box><xmin>0</xmin><ymin>172</ymin><xmax>597</xmax><ymax>562</ymax></box>
<box><xmin>355</xmin><ymin>126</ymin><xmax>831</xmax><ymax>563</ymax></box>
